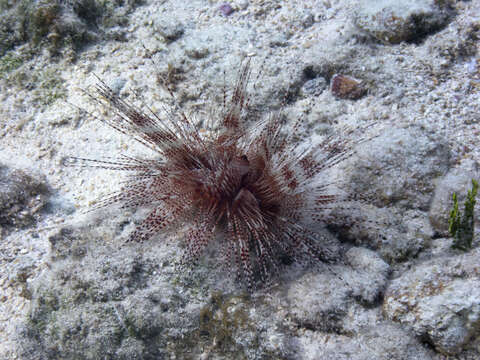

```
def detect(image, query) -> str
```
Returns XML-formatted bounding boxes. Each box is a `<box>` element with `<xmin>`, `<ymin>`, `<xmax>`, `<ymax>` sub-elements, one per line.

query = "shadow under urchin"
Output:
<box><xmin>67</xmin><ymin>59</ymin><xmax>369</xmax><ymax>291</ymax></box>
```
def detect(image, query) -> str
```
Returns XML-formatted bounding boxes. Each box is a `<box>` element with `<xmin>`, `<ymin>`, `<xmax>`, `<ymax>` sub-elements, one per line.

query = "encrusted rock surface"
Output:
<box><xmin>1</xmin><ymin>0</ymin><xmax>480</xmax><ymax>359</ymax></box>
<box><xmin>0</xmin><ymin>164</ymin><xmax>49</xmax><ymax>230</ymax></box>
<box><xmin>384</xmin><ymin>248</ymin><xmax>480</xmax><ymax>355</ymax></box>
<box><xmin>354</xmin><ymin>0</ymin><xmax>452</xmax><ymax>44</ymax></box>
<box><xmin>347</xmin><ymin>126</ymin><xmax>451</xmax><ymax>211</ymax></box>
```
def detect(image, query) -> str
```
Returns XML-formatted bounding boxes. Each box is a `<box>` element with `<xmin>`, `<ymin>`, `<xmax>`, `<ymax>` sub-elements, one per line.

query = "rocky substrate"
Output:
<box><xmin>1</xmin><ymin>0</ymin><xmax>479</xmax><ymax>359</ymax></box>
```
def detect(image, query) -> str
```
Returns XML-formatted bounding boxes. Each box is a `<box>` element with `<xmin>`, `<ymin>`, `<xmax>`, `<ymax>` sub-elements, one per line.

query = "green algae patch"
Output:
<box><xmin>449</xmin><ymin>179</ymin><xmax>478</xmax><ymax>251</ymax></box>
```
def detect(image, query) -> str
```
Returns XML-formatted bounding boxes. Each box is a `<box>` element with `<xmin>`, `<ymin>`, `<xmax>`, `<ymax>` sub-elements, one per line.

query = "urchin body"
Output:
<box><xmin>70</xmin><ymin>62</ymin><xmax>362</xmax><ymax>289</ymax></box>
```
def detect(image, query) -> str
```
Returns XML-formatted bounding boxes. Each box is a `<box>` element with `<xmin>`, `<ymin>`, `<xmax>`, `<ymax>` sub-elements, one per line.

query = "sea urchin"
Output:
<box><xmin>68</xmin><ymin>60</ymin><xmax>367</xmax><ymax>290</ymax></box>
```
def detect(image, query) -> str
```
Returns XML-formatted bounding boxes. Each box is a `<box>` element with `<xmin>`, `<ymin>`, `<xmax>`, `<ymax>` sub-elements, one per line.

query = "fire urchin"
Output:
<box><xmin>68</xmin><ymin>60</ymin><xmax>367</xmax><ymax>290</ymax></box>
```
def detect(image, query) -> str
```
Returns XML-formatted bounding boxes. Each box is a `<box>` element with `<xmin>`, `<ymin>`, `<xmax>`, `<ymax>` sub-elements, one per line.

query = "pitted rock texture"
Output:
<box><xmin>354</xmin><ymin>0</ymin><xmax>452</xmax><ymax>44</ymax></box>
<box><xmin>347</xmin><ymin>126</ymin><xmax>450</xmax><ymax>211</ymax></box>
<box><xmin>383</xmin><ymin>248</ymin><xmax>480</xmax><ymax>355</ymax></box>
<box><xmin>0</xmin><ymin>164</ymin><xmax>49</xmax><ymax>230</ymax></box>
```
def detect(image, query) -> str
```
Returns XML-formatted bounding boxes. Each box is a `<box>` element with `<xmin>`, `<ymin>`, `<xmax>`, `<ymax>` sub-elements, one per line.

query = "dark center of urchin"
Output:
<box><xmin>177</xmin><ymin>142</ymin><xmax>281</xmax><ymax>230</ymax></box>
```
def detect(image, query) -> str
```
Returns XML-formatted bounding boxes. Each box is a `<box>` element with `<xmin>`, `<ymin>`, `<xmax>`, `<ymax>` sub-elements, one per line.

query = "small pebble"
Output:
<box><xmin>110</xmin><ymin>78</ymin><xmax>127</xmax><ymax>94</ymax></box>
<box><xmin>219</xmin><ymin>3</ymin><xmax>235</xmax><ymax>17</ymax></box>
<box><xmin>330</xmin><ymin>74</ymin><xmax>366</xmax><ymax>100</ymax></box>
<box><xmin>303</xmin><ymin>78</ymin><xmax>327</xmax><ymax>96</ymax></box>
<box><xmin>238</xmin><ymin>0</ymin><xmax>248</xmax><ymax>10</ymax></box>
<box><xmin>466</xmin><ymin>58</ymin><xmax>477</xmax><ymax>74</ymax></box>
